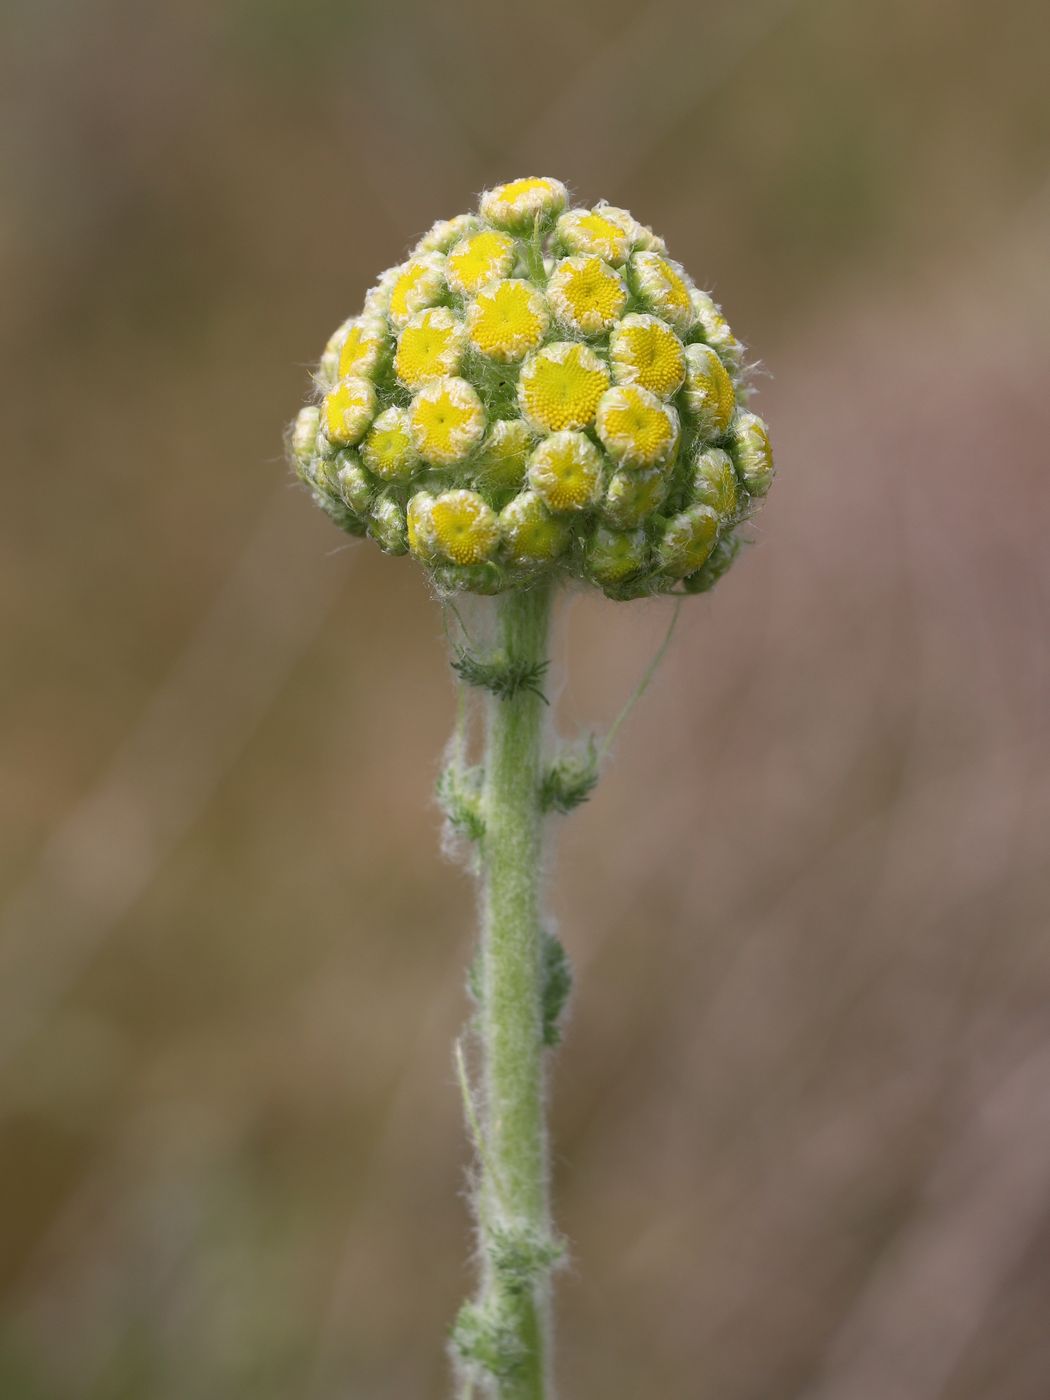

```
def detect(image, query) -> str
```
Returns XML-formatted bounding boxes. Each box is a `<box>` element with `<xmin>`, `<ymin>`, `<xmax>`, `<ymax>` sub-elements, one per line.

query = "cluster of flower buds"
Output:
<box><xmin>289</xmin><ymin>178</ymin><xmax>773</xmax><ymax>598</ymax></box>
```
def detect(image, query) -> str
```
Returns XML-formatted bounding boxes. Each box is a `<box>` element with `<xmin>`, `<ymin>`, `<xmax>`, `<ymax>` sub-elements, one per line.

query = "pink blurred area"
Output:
<box><xmin>1</xmin><ymin>1</ymin><xmax>1048</xmax><ymax>1396</ymax></box>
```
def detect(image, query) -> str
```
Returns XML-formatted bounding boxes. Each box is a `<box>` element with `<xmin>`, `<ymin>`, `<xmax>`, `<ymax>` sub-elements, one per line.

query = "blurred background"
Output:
<box><xmin>2</xmin><ymin>0</ymin><xmax>1049</xmax><ymax>1396</ymax></box>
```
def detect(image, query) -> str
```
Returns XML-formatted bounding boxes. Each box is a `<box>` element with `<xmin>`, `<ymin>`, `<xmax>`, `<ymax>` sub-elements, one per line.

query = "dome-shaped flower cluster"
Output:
<box><xmin>289</xmin><ymin>177</ymin><xmax>773</xmax><ymax>599</ymax></box>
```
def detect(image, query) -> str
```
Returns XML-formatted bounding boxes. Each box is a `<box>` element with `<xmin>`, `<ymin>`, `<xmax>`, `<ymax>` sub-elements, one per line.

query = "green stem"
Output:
<box><xmin>479</xmin><ymin>582</ymin><xmax>553</xmax><ymax>1398</ymax></box>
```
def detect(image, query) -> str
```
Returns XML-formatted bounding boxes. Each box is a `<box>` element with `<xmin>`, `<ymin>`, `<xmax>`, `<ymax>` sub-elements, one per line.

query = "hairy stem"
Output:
<box><xmin>475</xmin><ymin>583</ymin><xmax>554</xmax><ymax>1397</ymax></box>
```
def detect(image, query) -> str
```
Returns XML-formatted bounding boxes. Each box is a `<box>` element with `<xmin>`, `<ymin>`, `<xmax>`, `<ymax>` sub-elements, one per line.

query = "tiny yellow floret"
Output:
<box><xmin>323</xmin><ymin>376</ymin><xmax>377</xmax><ymax>446</ymax></box>
<box><xmin>480</xmin><ymin>176</ymin><xmax>568</xmax><ymax>232</ymax></box>
<box><xmin>518</xmin><ymin>342</ymin><xmax>610</xmax><ymax>432</ymax></box>
<box><xmin>467</xmin><ymin>280</ymin><xmax>550</xmax><ymax>362</ymax></box>
<box><xmin>630</xmin><ymin>252</ymin><xmax>695</xmax><ymax>333</ymax></box>
<box><xmin>388</xmin><ymin>254</ymin><xmax>447</xmax><ymax>329</ymax></box>
<box><xmin>408</xmin><ymin>377</ymin><xmax>487</xmax><ymax>467</ymax></box>
<box><xmin>527</xmin><ymin>431</ymin><xmax>604</xmax><ymax>512</ymax></box>
<box><xmin>556</xmin><ymin>208</ymin><xmax>632</xmax><ymax>266</ymax></box>
<box><xmin>360</xmin><ymin>407</ymin><xmax>420</xmax><ymax>481</ymax></box>
<box><xmin>609</xmin><ymin>314</ymin><xmax>686</xmax><ymax>399</ymax></box>
<box><xmin>395</xmin><ymin>307</ymin><xmax>466</xmax><ymax>388</ymax></box>
<box><xmin>595</xmin><ymin>385</ymin><xmax>679</xmax><ymax>469</ymax></box>
<box><xmin>547</xmin><ymin>256</ymin><xmax>627</xmax><ymax>335</ymax></box>
<box><xmin>430</xmin><ymin>489</ymin><xmax>500</xmax><ymax>564</ymax></box>
<box><xmin>445</xmin><ymin>230</ymin><xmax>516</xmax><ymax>296</ymax></box>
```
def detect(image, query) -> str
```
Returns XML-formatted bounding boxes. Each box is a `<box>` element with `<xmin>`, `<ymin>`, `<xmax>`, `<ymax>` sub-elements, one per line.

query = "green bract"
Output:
<box><xmin>289</xmin><ymin>177</ymin><xmax>773</xmax><ymax>599</ymax></box>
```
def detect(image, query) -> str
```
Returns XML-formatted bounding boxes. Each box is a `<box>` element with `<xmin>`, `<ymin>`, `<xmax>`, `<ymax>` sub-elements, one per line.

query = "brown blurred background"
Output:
<box><xmin>2</xmin><ymin>1</ymin><xmax>1049</xmax><ymax>1396</ymax></box>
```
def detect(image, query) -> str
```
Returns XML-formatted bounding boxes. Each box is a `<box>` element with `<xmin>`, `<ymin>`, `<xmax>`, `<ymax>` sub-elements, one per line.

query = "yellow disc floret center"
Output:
<box><xmin>551</xmin><ymin>257</ymin><xmax>626</xmax><ymax>332</ymax></box>
<box><xmin>468</xmin><ymin>281</ymin><xmax>548</xmax><ymax>361</ymax></box>
<box><xmin>520</xmin><ymin>344</ymin><xmax>610</xmax><ymax>431</ymax></box>
<box><xmin>612</xmin><ymin>319</ymin><xmax>686</xmax><ymax>398</ymax></box>
<box><xmin>395</xmin><ymin>309</ymin><xmax>463</xmax><ymax>387</ymax></box>
<box><xmin>446</xmin><ymin>231</ymin><xmax>515</xmax><ymax>294</ymax></box>
<box><xmin>430</xmin><ymin>491</ymin><xmax>499</xmax><ymax>564</ymax></box>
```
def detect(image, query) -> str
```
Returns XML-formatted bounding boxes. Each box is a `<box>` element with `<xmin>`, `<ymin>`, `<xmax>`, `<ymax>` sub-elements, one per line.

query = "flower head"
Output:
<box><xmin>291</xmin><ymin>178</ymin><xmax>772</xmax><ymax>598</ymax></box>
<box><xmin>446</xmin><ymin>230</ymin><xmax>516</xmax><ymax>296</ymax></box>
<box><xmin>323</xmin><ymin>376</ymin><xmax>376</xmax><ymax>446</ymax></box>
<box><xmin>729</xmin><ymin>412</ymin><xmax>774</xmax><ymax>496</ymax></box>
<box><xmin>555</xmin><ymin>208</ymin><xmax>633</xmax><ymax>266</ymax></box>
<box><xmin>682</xmin><ymin>342</ymin><xmax>736</xmax><ymax>440</ymax></box>
<box><xmin>499</xmin><ymin>491</ymin><xmax>570</xmax><ymax>563</ymax></box>
<box><xmin>360</xmin><ymin>407</ymin><xmax>421</xmax><ymax>481</ymax></box>
<box><xmin>480</xmin><ymin>177</ymin><xmax>568</xmax><ymax>232</ymax></box>
<box><xmin>388</xmin><ymin>254</ymin><xmax>447</xmax><ymax>329</ymax></box>
<box><xmin>395</xmin><ymin>307</ymin><xmax>466</xmax><ymax>388</ymax></box>
<box><xmin>466</xmin><ymin>280</ymin><xmax>549</xmax><ymax>362</ymax></box>
<box><xmin>430</xmin><ymin>490</ymin><xmax>500</xmax><ymax>564</ymax></box>
<box><xmin>409</xmin><ymin>377</ymin><xmax>487</xmax><ymax>467</ymax></box>
<box><xmin>518</xmin><ymin>342</ymin><xmax>610</xmax><ymax>433</ymax></box>
<box><xmin>527</xmin><ymin>432</ymin><xmax>604</xmax><ymax>512</ymax></box>
<box><xmin>595</xmin><ymin>386</ymin><xmax>679</xmax><ymax>469</ymax></box>
<box><xmin>547</xmin><ymin>256</ymin><xmax>628</xmax><ymax>336</ymax></box>
<box><xmin>609</xmin><ymin>314</ymin><xmax>686</xmax><ymax>399</ymax></box>
<box><xmin>474</xmin><ymin>419</ymin><xmax>533</xmax><ymax>489</ymax></box>
<box><xmin>630</xmin><ymin>252</ymin><xmax>695</xmax><ymax>333</ymax></box>
<box><xmin>415</xmin><ymin>213</ymin><xmax>479</xmax><ymax>254</ymax></box>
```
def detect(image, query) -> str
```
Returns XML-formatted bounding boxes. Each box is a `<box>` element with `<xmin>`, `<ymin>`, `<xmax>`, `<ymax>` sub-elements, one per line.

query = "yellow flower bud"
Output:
<box><xmin>595</xmin><ymin>202</ymin><xmax>666</xmax><ymax>253</ymax></box>
<box><xmin>729</xmin><ymin>412</ymin><xmax>774</xmax><ymax>496</ymax></box>
<box><xmin>474</xmin><ymin>419</ymin><xmax>533</xmax><ymax>490</ymax></box>
<box><xmin>595</xmin><ymin>385</ymin><xmax>679</xmax><ymax>469</ymax></box>
<box><xmin>499</xmin><ymin>490</ymin><xmax>571</xmax><ymax>563</ymax></box>
<box><xmin>555</xmin><ymin>207</ymin><xmax>633</xmax><ymax>266</ymax></box>
<box><xmin>323</xmin><ymin>375</ymin><xmax>377</xmax><ymax>446</ymax></box>
<box><xmin>658</xmin><ymin>504</ymin><xmax>720</xmax><ymax>577</ymax></box>
<box><xmin>518</xmin><ymin>342</ymin><xmax>610</xmax><ymax>433</ymax></box>
<box><xmin>388</xmin><ymin>253</ymin><xmax>448</xmax><ymax>329</ymax></box>
<box><xmin>291</xmin><ymin>405</ymin><xmax>321</xmax><ymax>469</ymax></box>
<box><xmin>480</xmin><ymin>176</ymin><xmax>568</xmax><ymax>233</ymax></box>
<box><xmin>547</xmin><ymin>256</ymin><xmax>627</xmax><ymax>336</ymax></box>
<box><xmin>406</xmin><ymin>491</ymin><xmax>439</xmax><ymax>560</ymax></box>
<box><xmin>336</xmin><ymin>317</ymin><xmax>387</xmax><ymax>382</ymax></box>
<box><xmin>446</xmin><ymin>230</ymin><xmax>516</xmax><ymax>296</ymax></box>
<box><xmin>361</xmin><ymin>266</ymin><xmax>400</xmax><ymax>321</ymax></box>
<box><xmin>527</xmin><ymin>432</ymin><xmax>604</xmax><ymax>512</ymax></box>
<box><xmin>630</xmin><ymin>251</ymin><xmax>695</xmax><ymax>333</ymax></box>
<box><xmin>415</xmin><ymin>213</ymin><xmax>479</xmax><ymax>254</ymax></box>
<box><xmin>609</xmin><ymin>314</ymin><xmax>686</xmax><ymax>400</ymax></box>
<box><xmin>690</xmin><ymin>288</ymin><xmax>745</xmax><ymax>372</ymax></box>
<box><xmin>395</xmin><ymin>306</ymin><xmax>466</xmax><ymax>389</ymax></box>
<box><xmin>335</xmin><ymin>452</ymin><xmax>373</xmax><ymax>515</ymax></box>
<box><xmin>360</xmin><ymin>407</ymin><xmax>421</xmax><ymax>481</ymax></box>
<box><xmin>585</xmin><ymin>525</ymin><xmax>649</xmax><ymax>587</ymax></box>
<box><xmin>602</xmin><ymin>465</ymin><xmax>669</xmax><ymax>529</ymax></box>
<box><xmin>466</xmin><ymin>279</ymin><xmax>550</xmax><ymax>362</ymax></box>
<box><xmin>409</xmin><ymin>377</ymin><xmax>487</xmax><ymax>467</ymax></box>
<box><xmin>430</xmin><ymin>489</ymin><xmax>501</xmax><ymax>565</ymax></box>
<box><xmin>681</xmin><ymin>342</ymin><xmax>736</xmax><ymax>440</ymax></box>
<box><xmin>368</xmin><ymin>495</ymin><xmax>408</xmax><ymax>555</ymax></box>
<box><xmin>691</xmin><ymin>447</ymin><xmax>738</xmax><ymax>517</ymax></box>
